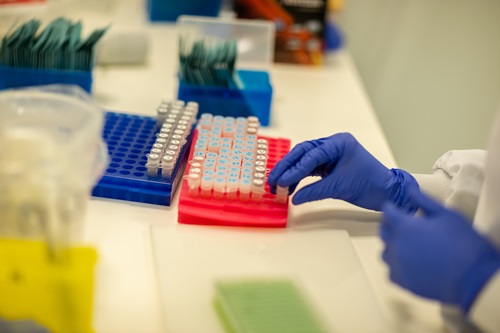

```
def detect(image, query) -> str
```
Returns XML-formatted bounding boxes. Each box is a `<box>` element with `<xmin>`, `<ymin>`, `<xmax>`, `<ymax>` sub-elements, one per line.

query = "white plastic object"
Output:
<box><xmin>201</xmin><ymin>175</ymin><xmax>214</xmax><ymax>198</ymax></box>
<box><xmin>276</xmin><ymin>186</ymin><xmax>289</xmax><ymax>204</ymax></box>
<box><xmin>187</xmin><ymin>173</ymin><xmax>201</xmax><ymax>197</ymax></box>
<box><xmin>161</xmin><ymin>155</ymin><xmax>176</xmax><ymax>179</ymax></box>
<box><xmin>251</xmin><ymin>178</ymin><xmax>265</xmax><ymax>202</ymax></box>
<box><xmin>146</xmin><ymin>153</ymin><xmax>161</xmax><ymax>177</ymax></box>
<box><xmin>0</xmin><ymin>85</ymin><xmax>106</xmax><ymax>246</ymax></box>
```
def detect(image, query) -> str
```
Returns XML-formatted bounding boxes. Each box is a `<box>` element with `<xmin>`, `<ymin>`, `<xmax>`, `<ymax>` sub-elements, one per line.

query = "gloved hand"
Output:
<box><xmin>380</xmin><ymin>190</ymin><xmax>500</xmax><ymax>313</ymax></box>
<box><xmin>268</xmin><ymin>132</ymin><xmax>419</xmax><ymax>212</ymax></box>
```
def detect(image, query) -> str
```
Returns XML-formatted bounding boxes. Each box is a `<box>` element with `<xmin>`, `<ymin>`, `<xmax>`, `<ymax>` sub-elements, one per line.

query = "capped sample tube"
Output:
<box><xmin>200</xmin><ymin>174</ymin><xmax>214</xmax><ymax>198</ymax></box>
<box><xmin>146</xmin><ymin>153</ymin><xmax>161</xmax><ymax>178</ymax></box>
<box><xmin>213</xmin><ymin>176</ymin><xmax>226</xmax><ymax>199</ymax></box>
<box><xmin>276</xmin><ymin>186</ymin><xmax>289</xmax><ymax>204</ymax></box>
<box><xmin>226</xmin><ymin>176</ymin><xmax>239</xmax><ymax>200</ymax></box>
<box><xmin>161</xmin><ymin>154</ymin><xmax>176</xmax><ymax>179</ymax></box>
<box><xmin>251</xmin><ymin>178</ymin><xmax>265</xmax><ymax>202</ymax></box>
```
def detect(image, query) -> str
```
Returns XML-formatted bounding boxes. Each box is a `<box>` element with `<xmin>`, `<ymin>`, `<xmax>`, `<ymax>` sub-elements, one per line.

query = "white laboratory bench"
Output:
<box><xmin>0</xmin><ymin>1</ymin><xmax>444</xmax><ymax>331</ymax></box>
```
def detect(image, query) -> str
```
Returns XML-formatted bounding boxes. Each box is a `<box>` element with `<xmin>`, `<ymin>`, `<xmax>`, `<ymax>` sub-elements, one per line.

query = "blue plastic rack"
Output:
<box><xmin>92</xmin><ymin>111</ymin><xmax>194</xmax><ymax>206</ymax></box>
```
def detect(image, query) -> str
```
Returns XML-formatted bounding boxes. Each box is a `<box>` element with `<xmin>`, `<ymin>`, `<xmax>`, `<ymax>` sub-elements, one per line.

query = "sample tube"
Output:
<box><xmin>247</xmin><ymin>116</ymin><xmax>259</xmax><ymax>123</ymax></box>
<box><xmin>251</xmin><ymin>178</ymin><xmax>265</xmax><ymax>202</ymax></box>
<box><xmin>239</xmin><ymin>178</ymin><xmax>252</xmax><ymax>202</ymax></box>
<box><xmin>257</xmin><ymin>139</ymin><xmax>268</xmax><ymax>145</ymax></box>
<box><xmin>226</xmin><ymin>177</ymin><xmax>239</xmax><ymax>200</ymax></box>
<box><xmin>200</xmin><ymin>175</ymin><xmax>214</xmax><ymax>198</ymax></box>
<box><xmin>253</xmin><ymin>172</ymin><xmax>265</xmax><ymax>181</ymax></box>
<box><xmin>160</xmin><ymin>127</ymin><xmax>172</xmax><ymax>135</ymax></box>
<box><xmin>255</xmin><ymin>160</ymin><xmax>266</xmax><ymax>168</ymax></box>
<box><xmin>152</xmin><ymin>143</ymin><xmax>165</xmax><ymax>151</ymax></box>
<box><xmin>150</xmin><ymin>148</ymin><xmax>163</xmax><ymax>155</ymax></box>
<box><xmin>161</xmin><ymin>154</ymin><xmax>176</xmax><ymax>179</ymax></box>
<box><xmin>276</xmin><ymin>186</ymin><xmax>289</xmax><ymax>204</ymax></box>
<box><xmin>187</xmin><ymin>173</ymin><xmax>201</xmax><ymax>196</ymax></box>
<box><xmin>146</xmin><ymin>153</ymin><xmax>161</xmax><ymax>178</ymax></box>
<box><xmin>213</xmin><ymin>176</ymin><xmax>226</xmax><ymax>199</ymax></box>
<box><xmin>157</xmin><ymin>107</ymin><xmax>168</xmax><ymax>126</ymax></box>
<box><xmin>254</xmin><ymin>165</ymin><xmax>266</xmax><ymax>174</ymax></box>
<box><xmin>157</xmin><ymin>133</ymin><xmax>169</xmax><ymax>140</ymax></box>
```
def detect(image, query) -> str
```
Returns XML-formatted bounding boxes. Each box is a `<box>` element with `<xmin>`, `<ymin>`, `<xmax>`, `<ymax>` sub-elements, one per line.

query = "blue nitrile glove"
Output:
<box><xmin>268</xmin><ymin>133</ymin><xmax>419</xmax><ymax>212</ymax></box>
<box><xmin>380</xmin><ymin>190</ymin><xmax>500</xmax><ymax>313</ymax></box>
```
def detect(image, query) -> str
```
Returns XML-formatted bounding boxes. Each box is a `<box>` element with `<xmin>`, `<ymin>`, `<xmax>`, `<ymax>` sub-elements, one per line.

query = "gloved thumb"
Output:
<box><xmin>292</xmin><ymin>178</ymin><xmax>333</xmax><ymax>205</ymax></box>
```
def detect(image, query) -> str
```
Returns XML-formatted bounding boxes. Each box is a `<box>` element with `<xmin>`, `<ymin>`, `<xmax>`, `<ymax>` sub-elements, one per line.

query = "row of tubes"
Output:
<box><xmin>146</xmin><ymin>100</ymin><xmax>199</xmax><ymax>179</ymax></box>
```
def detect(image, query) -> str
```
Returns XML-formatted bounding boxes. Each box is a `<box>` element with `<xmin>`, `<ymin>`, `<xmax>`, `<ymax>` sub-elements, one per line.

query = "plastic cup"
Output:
<box><xmin>0</xmin><ymin>85</ymin><xmax>107</xmax><ymax>247</ymax></box>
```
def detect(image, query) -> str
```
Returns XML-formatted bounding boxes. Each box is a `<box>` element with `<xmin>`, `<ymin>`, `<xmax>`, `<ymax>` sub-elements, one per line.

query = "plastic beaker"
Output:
<box><xmin>0</xmin><ymin>85</ymin><xmax>107</xmax><ymax>249</ymax></box>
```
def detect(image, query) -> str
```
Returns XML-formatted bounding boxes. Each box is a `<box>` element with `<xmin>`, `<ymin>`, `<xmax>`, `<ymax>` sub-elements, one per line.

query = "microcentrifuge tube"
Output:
<box><xmin>157</xmin><ymin>108</ymin><xmax>168</xmax><ymax>125</ymax></box>
<box><xmin>153</xmin><ymin>143</ymin><xmax>165</xmax><ymax>151</ymax></box>
<box><xmin>256</xmin><ymin>149</ymin><xmax>267</xmax><ymax>156</ymax></box>
<box><xmin>150</xmin><ymin>148</ymin><xmax>163</xmax><ymax>155</ymax></box>
<box><xmin>161</xmin><ymin>155</ymin><xmax>176</xmax><ymax>179</ymax></box>
<box><xmin>257</xmin><ymin>139</ymin><xmax>268</xmax><ymax>145</ymax></box>
<box><xmin>189</xmin><ymin>167</ymin><xmax>202</xmax><ymax>176</ymax></box>
<box><xmin>160</xmin><ymin>127</ymin><xmax>172</xmax><ymax>135</ymax></box>
<box><xmin>170</xmin><ymin>139</ymin><xmax>182</xmax><ymax>146</ymax></box>
<box><xmin>162</xmin><ymin>122</ymin><xmax>173</xmax><ymax>129</ymax></box>
<box><xmin>155</xmin><ymin>138</ymin><xmax>168</xmax><ymax>145</ymax></box>
<box><xmin>226</xmin><ymin>177</ymin><xmax>239</xmax><ymax>200</ymax></box>
<box><xmin>146</xmin><ymin>153</ymin><xmax>161</xmax><ymax>177</ymax></box>
<box><xmin>201</xmin><ymin>175</ymin><xmax>214</xmax><ymax>198</ymax></box>
<box><xmin>190</xmin><ymin>162</ymin><xmax>202</xmax><ymax>169</ymax></box>
<box><xmin>255</xmin><ymin>155</ymin><xmax>267</xmax><ymax>164</ymax></box>
<box><xmin>255</xmin><ymin>160</ymin><xmax>266</xmax><ymax>168</ymax></box>
<box><xmin>187</xmin><ymin>173</ymin><xmax>201</xmax><ymax>196</ymax></box>
<box><xmin>193</xmin><ymin>155</ymin><xmax>205</xmax><ymax>164</ymax></box>
<box><xmin>247</xmin><ymin>116</ymin><xmax>259</xmax><ymax>123</ymax></box>
<box><xmin>239</xmin><ymin>178</ymin><xmax>252</xmax><ymax>202</ymax></box>
<box><xmin>257</xmin><ymin>144</ymin><xmax>268</xmax><ymax>151</ymax></box>
<box><xmin>253</xmin><ymin>172</ymin><xmax>265</xmax><ymax>180</ymax></box>
<box><xmin>157</xmin><ymin>133</ymin><xmax>169</xmax><ymax>140</ymax></box>
<box><xmin>173</xmin><ymin>100</ymin><xmax>185</xmax><ymax>107</ymax></box>
<box><xmin>276</xmin><ymin>186</ymin><xmax>289</xmax><ymax>204</ymax></box>
<box><xmin>251</xmin><ymin>178</ymin><xmax>265</xmax><ymax>202</ymax></box>
<box><xmin>213</xmin><ymin>177</ymin><xmax>226</xmax><ymax>199</ymax></box>
<box><xmin>167</xmin><ymin>145</ymin><xmax>179</xmax><ymax>152</ymax></box>
<box><xmin>254</xmin><ymin>165</ymin><xmax>266</xmax><ymax>174</ymax></box>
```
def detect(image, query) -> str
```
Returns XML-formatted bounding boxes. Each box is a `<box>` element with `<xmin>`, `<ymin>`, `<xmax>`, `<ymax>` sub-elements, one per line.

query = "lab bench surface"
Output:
<box><xmin>35</xmin><ymin>0</ymin><xmax>445</xmax><ymax>331</ymax></box>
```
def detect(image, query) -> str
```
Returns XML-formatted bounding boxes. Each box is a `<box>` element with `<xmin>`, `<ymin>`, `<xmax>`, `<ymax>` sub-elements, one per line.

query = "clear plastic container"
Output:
<box><xmin>0</xmin><ymin>85</ymin><xmax>107</xmax><ymax>248</ymax></box>
<box><xmin>177</xmin><ymin>15</ymin><xmax>275</xmax><ymax>71</ymax></box>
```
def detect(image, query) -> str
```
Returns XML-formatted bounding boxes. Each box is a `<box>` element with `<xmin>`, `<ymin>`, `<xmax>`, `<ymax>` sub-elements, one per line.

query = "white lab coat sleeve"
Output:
<box><xmin>411</xmin><ymin>150</ymin><xmax>487</xmax><ymax>220</ymax></box>
<box><xmin>469</xmin><ymin>271</ymin><xmax>500</xmax><ymax>333</ymax></box>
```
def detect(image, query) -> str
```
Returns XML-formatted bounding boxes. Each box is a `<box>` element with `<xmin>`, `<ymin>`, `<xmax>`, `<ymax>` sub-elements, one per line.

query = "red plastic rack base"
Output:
<box><xmin>178</xmin><ymin>132</ymin><xmax>291</xmax><ymax>228</ymax></box>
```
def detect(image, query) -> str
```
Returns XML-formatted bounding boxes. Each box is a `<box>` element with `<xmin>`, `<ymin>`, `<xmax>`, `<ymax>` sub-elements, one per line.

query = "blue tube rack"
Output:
<box><xmin>0</xmin><ymin>63</ymin><xmax>92</xmax><ymax>93</ymax></box>
<box><xmin>178</xmin><ymin>70</ymin><xmax>273</xmax><ymax>126</ymax></box>
<box><xmin>92</xmin><ymin>112</ymin><xmax>194</xmax><ymax>206</ymax></box>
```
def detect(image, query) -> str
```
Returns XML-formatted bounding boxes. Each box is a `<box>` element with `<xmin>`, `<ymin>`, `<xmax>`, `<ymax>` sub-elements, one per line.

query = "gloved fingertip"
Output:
<box><xmin>291</xmin><ymin>194</ymin><xmax>306</xmax><ymax>205</ymax></box>
<box><xmin>269</xmin><ymin>185</ymin><xmax>277</xmax><ymax>195</ymax></box>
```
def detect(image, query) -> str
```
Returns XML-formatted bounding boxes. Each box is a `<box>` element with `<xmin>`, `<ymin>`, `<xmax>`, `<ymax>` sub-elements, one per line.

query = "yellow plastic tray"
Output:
<box><xmin>0</xmin><ymin>238</ymin><xmax>97</xmax><ymax>333</ymax></box>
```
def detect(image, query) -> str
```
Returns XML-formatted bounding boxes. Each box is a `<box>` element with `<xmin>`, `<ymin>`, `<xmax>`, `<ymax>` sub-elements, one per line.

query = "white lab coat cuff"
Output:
<box><xmin>470</xmin><ymin>271</ymin><xmax>500</xmax><ymax>333</ymax></box>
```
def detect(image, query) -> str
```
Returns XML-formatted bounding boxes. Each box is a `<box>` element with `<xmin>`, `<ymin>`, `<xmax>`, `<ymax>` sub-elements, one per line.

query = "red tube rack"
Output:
<box><xmin>178</xmin><ymin>130</ymin><xmax>291</xmax><ymax>228</ymax></box>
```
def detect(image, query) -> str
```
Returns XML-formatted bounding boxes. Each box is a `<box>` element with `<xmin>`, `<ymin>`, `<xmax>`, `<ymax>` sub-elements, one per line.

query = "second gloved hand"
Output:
<box><xmin>380</xmin><ymin>191</ymin><xmax>500</xmax><ymax>313</ymax></box>
<box><xmin>268</xmin><ymin>133</ymin><xmax>419</xmax><ymax>212</ymax></box>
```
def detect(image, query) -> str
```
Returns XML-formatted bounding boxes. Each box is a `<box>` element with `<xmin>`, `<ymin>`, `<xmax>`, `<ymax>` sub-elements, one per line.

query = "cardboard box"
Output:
<box><xmin>235</xmin><ymin>0</ymin><xmax>327</xmax><ymax>65</ymax></box>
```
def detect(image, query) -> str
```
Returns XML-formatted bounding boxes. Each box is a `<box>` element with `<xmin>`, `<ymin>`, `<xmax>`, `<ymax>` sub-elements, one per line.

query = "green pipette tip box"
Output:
<box><xmin>214</xmin><ymin>279</ymin><xmax>329</xmax><ymax>333</ymax></box>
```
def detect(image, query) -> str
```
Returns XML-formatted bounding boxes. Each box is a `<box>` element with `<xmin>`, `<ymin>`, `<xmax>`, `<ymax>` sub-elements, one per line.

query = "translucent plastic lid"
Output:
<box><xmin>177</xmin><ymin>15</ymin><xmax>275</xmax><ymax>70</ymax></box>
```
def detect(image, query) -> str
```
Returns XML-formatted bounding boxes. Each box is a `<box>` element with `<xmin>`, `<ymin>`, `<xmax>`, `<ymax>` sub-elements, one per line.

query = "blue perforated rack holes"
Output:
<box><xmin>92</xmin><ymin>111</ymin><xmax>194</xmax><ymax>206</ymax></box>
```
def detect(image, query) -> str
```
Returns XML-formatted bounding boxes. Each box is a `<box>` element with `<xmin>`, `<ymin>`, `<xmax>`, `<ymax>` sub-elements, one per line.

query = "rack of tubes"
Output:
<box><xmin>92</xmin><ymin>100</ymin><xmax>198</xmax><ymax>205</ymax></box>
<box><xmin>177</xmin><ymin>113</ymin><xmax>291</xmax><ymax>228</ymax></box>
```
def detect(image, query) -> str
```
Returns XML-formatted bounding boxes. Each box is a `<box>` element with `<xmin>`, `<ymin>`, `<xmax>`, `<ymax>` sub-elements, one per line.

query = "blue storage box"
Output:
<box><xmin>0</xmin><ymin>64</ymin><xmax>92</xmax><ymax>93</ymax></box>
<box><xmin>147</xmin><ymin>0</ymin><xmax>221</xmax><ymax>22</ymax></box>
<box><xmin>178</xmin><ymin>69</ymin><xmax>273</xmax><ymax>126</ymax></box>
